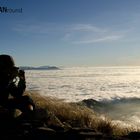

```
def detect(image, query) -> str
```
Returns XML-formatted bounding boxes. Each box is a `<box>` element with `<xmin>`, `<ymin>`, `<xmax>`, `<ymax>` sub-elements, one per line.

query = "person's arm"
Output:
<box><xmin>10</xmin><ymin>70</ymin><xmax>26</xmax><ymax>98</ymax></box>
<box><xmin>17</xmin><ymin>76</ymin><xmax>26</xmax><ymax>94</ymax></box>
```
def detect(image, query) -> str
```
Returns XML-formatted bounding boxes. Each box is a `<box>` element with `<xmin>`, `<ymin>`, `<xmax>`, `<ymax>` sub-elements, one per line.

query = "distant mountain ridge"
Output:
<box><xmin>19</xmin><ymin>66</ymin><xmax>60</xmax><ymax>70</ymax></box>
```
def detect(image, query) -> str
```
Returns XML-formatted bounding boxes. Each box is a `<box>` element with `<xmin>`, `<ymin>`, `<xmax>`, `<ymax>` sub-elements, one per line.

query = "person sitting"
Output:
<box><xmin>0</xmin><ymin>54</ymin><xmax>35</xmax><ymax>119</ymax></box>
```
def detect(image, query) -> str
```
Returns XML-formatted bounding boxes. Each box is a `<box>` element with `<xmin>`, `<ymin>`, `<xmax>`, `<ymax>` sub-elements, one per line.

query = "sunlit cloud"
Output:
<box><xmin>71</xmin><ymin>24</ymin><xmax>107</xmax><ymax>33</ymax></box>
<box><xmin>13</xmin><ymin>23</ymin><xmax>126</xmax><ymax>43</ymax></box>
<box><xmin>73</xmin><ymin>35</ymin><xmax>123</xmax><ymax>44</ymax></box>
<box><xmin>63</xmin><ymin>24</ymin><xmax>125</xmax><ymax>44</ymax></box>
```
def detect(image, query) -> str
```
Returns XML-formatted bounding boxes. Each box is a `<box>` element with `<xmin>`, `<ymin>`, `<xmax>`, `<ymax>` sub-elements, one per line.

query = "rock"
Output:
<box><xmin>33</xmin><ymin>127</ymin><xmax>56</xmax><ymax>139</ymax></box>
<box><xmin>127</xmin><ymin>132</ymin><xmax>140</xmax><ymax>139</ymax></box>
<box><xmin>0</xmin><ymin>105</ymin><xmax>138</xmax><ymax>140</ymax></box>
<box><xmin>13</xmin><ymin>109</ymin><xmax>22</xmax><ymax>118</ymax></box>
<box><xmin>79</xmin><ymin>131</ymin><xmax>103</xmax><ymax>139</ymax></box>
<box><xmin>70</xmin><ymin>127</ymin><xmax>96</xmax><ymax>132</ymax></box>
<box><xmin>45</xmin><ymin>112</ymin><xmax>65</xmax><ymax>131</ymax></box>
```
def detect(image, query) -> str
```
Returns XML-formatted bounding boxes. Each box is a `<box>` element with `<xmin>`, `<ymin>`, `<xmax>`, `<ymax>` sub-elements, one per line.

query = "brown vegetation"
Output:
<box><xmin>26</xmin><ymin>91</ymin><xmax>138</xmax><ymax>137</ymax></box>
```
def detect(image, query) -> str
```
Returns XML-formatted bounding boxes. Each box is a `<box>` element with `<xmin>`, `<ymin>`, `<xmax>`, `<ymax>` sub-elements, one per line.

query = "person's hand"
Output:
<box><xmin>18</xmin><ymin>70</ymin><xmax>25</xmax><ymax>80</ymax></box>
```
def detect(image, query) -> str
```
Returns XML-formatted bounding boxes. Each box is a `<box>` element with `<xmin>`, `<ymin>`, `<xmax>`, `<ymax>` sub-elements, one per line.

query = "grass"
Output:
<box><xmin>26</xmin><ymin>91</ymin><xmax>139</xmax><ymax>137</ymax></box>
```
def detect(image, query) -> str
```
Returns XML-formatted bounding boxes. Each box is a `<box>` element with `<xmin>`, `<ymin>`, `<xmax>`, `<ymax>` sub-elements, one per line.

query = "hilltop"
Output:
<box><xmin>0</xmin><ymin>91</ymin><xmax>139</xmax><ymax>139</ymax></box>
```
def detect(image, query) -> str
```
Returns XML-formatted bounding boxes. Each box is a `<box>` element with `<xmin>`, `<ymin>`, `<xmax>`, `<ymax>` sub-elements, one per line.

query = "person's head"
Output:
<box><xmin>0</xmin><ymin>54</ymin><xmax>19</xmax><ymax>82</ymax></box>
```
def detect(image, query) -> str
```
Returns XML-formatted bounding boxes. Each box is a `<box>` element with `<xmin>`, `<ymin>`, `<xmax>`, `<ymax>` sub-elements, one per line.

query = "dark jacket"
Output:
<box><xmin>0</xmin><ymin>79</ymin><xmax>26</xmax><ymax>106</ymax></box>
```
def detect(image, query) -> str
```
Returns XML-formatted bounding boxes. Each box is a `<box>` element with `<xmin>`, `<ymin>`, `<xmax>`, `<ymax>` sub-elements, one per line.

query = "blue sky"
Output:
<box><xmin>1</xmin><ymin>0</ymin><xmax>140</xmax><ymax>67</ymax></box>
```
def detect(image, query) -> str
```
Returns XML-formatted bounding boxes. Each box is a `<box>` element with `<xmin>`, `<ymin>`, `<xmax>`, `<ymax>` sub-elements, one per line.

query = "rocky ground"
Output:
<box><xmin>0</xmin><ymin>110</ymin><xmax>139</xmax><ymax>140</ymax></box>
<box><xmin>0</xmin><ymin>95</ymin><xmax>139</xmax><ymax>140</ymax></box>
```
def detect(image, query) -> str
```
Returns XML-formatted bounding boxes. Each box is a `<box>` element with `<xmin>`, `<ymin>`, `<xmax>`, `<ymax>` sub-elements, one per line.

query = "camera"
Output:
<box><xmin>18</xmin><ymin>69</ymin><xmax>25</xmax><ymax>78</ymax></box>
<box><xmin>9</xmin><ymin>68</ymin><xmax>25</xmax><ymax>81</ymax></box>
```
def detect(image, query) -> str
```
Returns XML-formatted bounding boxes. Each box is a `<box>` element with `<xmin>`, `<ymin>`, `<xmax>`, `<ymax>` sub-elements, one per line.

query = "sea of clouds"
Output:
<box><xmin>25</xmin><ymin>66</ymin><xmax>140</xmax><ymax>127</ymax></box>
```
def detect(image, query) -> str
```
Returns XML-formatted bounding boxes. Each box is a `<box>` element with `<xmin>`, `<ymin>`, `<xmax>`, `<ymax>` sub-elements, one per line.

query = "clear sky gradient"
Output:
<box><xmin>1</xmin><ymin>0</ymin><xmax>140</xmax><ymax>67</ymax></box>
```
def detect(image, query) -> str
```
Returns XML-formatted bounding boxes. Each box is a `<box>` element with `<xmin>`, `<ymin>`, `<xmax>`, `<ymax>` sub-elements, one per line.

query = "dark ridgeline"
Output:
<box><xmin>19</xmin><ymin>66</ymin><xmax>60</xmax><ymax>70</ymax></box>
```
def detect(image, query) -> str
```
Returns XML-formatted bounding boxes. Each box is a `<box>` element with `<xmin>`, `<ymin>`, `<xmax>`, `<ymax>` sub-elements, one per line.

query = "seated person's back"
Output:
<box><xmin>0</xmin><ymin>54</ymin><xmax>35</xmax><ymax>118</ymax></box>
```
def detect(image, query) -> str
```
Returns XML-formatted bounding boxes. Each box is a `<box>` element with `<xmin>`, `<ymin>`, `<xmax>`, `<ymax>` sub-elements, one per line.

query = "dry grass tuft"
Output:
<box><xmin>26</xmin><ymin>91</ymin><xmax>139</xmax><ymax>136</ymax></box>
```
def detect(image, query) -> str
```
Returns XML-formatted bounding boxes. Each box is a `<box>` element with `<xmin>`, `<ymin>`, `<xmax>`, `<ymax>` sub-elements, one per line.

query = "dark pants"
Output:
<box><xmin>4</xmin><ymin>95</ymin><xmax>35</xmax><ymax>114</ymax></box>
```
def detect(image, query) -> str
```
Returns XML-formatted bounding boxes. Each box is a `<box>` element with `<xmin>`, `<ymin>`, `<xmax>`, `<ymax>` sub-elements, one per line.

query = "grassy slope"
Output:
<box><xmin>27</xmin><ymin>91</ymin><xmax>137</xmax><ymax>137</ymax></box>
